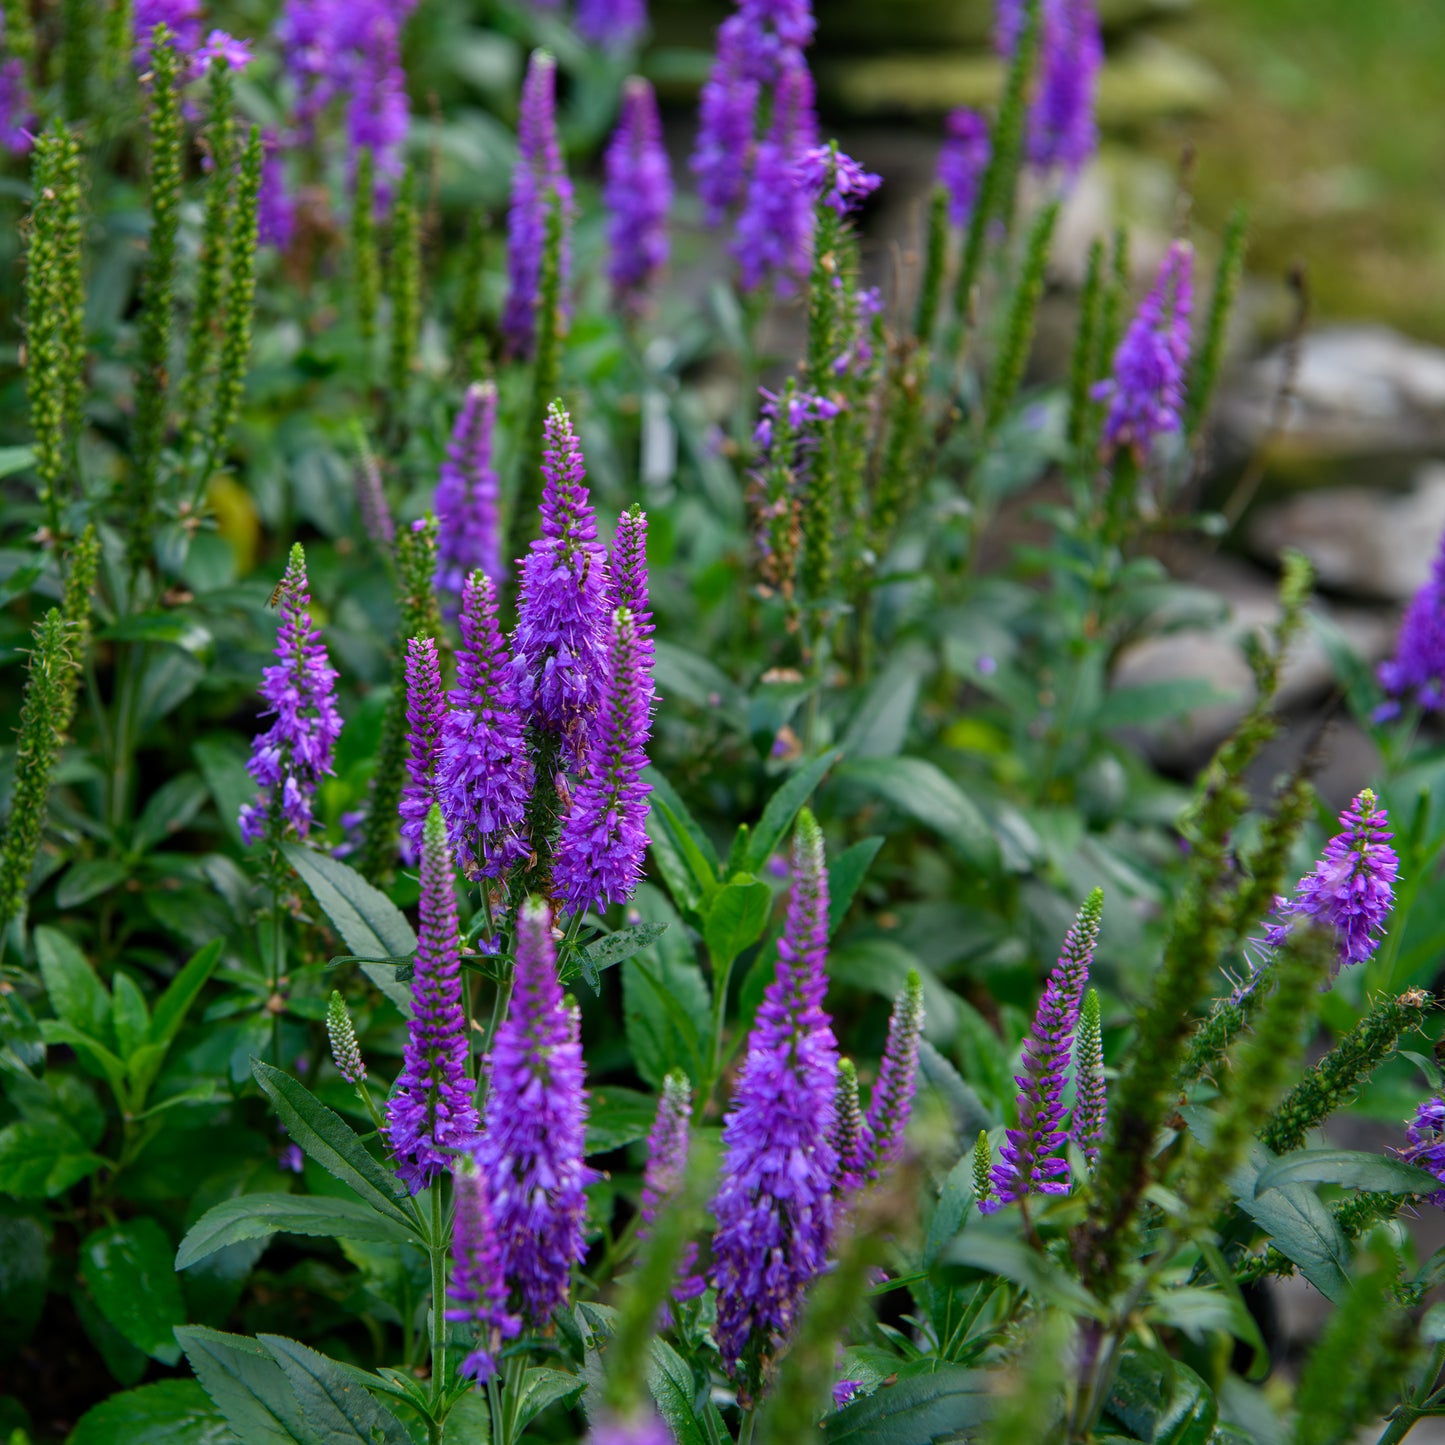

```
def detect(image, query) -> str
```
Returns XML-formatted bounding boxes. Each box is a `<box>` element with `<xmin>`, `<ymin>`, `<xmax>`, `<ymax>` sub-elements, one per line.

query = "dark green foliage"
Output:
<box><xmin>385</xmin><ymin>161</ymin><xmax>422</xmax><ymax>422</ymax></box>
<box><xmin>915</xmin><ymin>184</ymin><xmax>949</xmax><ymax>344</ymax></box>
<box><xmin>984</xmin><ymin>199</ymin><xmax>1059</xmax><ymax>432</ymax></box>
<box><xmin>353</xmin><ymin>149</ymin><xmax>381</xmax><ymax>345</ymax></box>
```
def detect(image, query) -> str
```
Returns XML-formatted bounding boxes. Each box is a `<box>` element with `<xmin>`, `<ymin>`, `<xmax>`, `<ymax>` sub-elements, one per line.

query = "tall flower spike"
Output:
<box><xmin>938</xmin><ymin>108</ymin><xmax>990</xmax><ymax>228</ymax></box>
<box><xmin>473</xmin><ymin>898</ymin><xmax>592</xmax><ymax>1325</ymax></box>
<box><xmin>1399</xmin><ymin>1097</ymin><xmax>1445</xmax><ymax>1208</ymax></box>
<box><xmin>604</xmin><ymin>78</ymin><xmax>672</xmax><ymax>320</ymax></box>
<box><xmin>609</xmin><ymin>506</ymin><xmax>653</xmax><ymax>653</ymax></box>
<box><xmin>238</xmin><ymin>545</ymin><xmax>342</xmax><ymax>846</ymax></box>
<box><xmin>503</xmin><ymin>51</ymin><xmax>574</xmax><ymax>359</ymax></box>
<box><xmin>1071</xmin><ymin>987</ymin><xmax>1105</xmax><ymax>1166</ymax></box>
<box><xmin>510</xmin><ymin>403</ymin><xmax>611</xmax><ymax>765</ymax></box>
<box><xmin>638</xmin><ymin>1070</ymin><xmax>705</xmax><ymax>1302</ymax></box>
<box><xmin>982</xmin><ymin>888</ymin><xmax>1103</xmax><ymax>1213</ymax></box>
<box><xmin>997</xmin><ymin>0</ymin><xmax>1101</xmax><ymax>180</ymax></box>
<box><xmin>439</xmin><ymin>572</ymin><xmax>533</xmax><ymax>878</ymax></box>
<box><xmin>576</xmin><ymin>0</ymin><xmax>647</xmax><ymax>50</ymax></box>
<box><xmin>710</xmin><ymin>810</ymin><xmax>839</xmax><ymax>1397</ymax></box>
<box><xmin>1094</xmin><ymin>240</ymin><xmax>1194</xmax><ymax>463</ymax></box>
<box><xmin>732</xmin><ymin>53</ymin><xmax>818</xmax><ymax>294</ymax></box>
<box><xmin>398</xmin><ymin>637</ymin><xmax>446</xmax><ymax>853</ymax></box>
<box><xmin>1378</xmin><ymin>529</ymin><xmax>1445</xmax><ymax>718</ymax></box>
<box><xmin>553</xmin><ymin>608</ymin><xmax>653</xmax><ymax>917</ymax></box>
<box><xmin>382</xmin><ymin>806</ymin><xmax>479</xmax><ymax>1194</ymax></box>
<box><xmin>862</xmin><ymin>971</ymin><xmax>926</xmax><ymax>1182</ymax></box>
<box><xmin>794</xmin><ymin>145</ymin><xmax>880</xmax><ymax>217</ymax></box>
<box><xmin>0</xmin><ymin>30</ymin><xmax>32</xmax><ymax>155</ymax></box>
<box><xmin>831</xmin><ymin>1059</ymin><xmax>867</xmax><ymax>1196</ymax></box>
<box><xmin>447</xmin><ymin>1159</ymin><xmax>522</xmax><ymax>1382</ymax></box>
<box><xmin>1263</xmin><ymin>790</ymin><xmax>1398</xmax><ymax>976</ymax></box>
<box><xmin>435</xmin><ymin>381</ymin><xmax>503</xmax><ymax>611</ymax></box>
<box><xmin>691</xmin><ymin>17</ymin><xmax>760</xmax><ymax>223</ymax></box>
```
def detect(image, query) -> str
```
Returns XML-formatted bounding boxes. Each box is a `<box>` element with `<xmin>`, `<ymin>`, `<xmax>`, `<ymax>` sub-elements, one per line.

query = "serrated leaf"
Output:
<box><xmin>646</xmin><ymin>1339</ymin><xmax>709</xmax><ymax>1445</ymax></box>
<box><xmin>743</xmin><ymin>750</ymin><xmax>841</xmax><ymax>874</ymax></box>
<box><xmin>259</xmin><ymin>1335</ymin><xmax>413</xmax><ymax>1445</ymax></box>
<box><xmin>80</xmin><ymin>1219</ymin><xmax>187</xmax><ymax>1364</ymax></box>
<box><xmin>251</xmin><ymin>1061</ymin><xmax>414</xmax><ymax>1228</ymax></box>
<box><xmin>513</xmin><ymin>1367</ymin><xmax>584</xmax><ymax>1434</ymax></box>
<box><xmin>1103</xmin><ymin>1346</ymin><xmax>1217</xmax><ymax>1445</ymax></box>
<box><xmin>177</xmin><ymin>1194</ymin><xmax>418</xmax><ymax>1269</ymax></box>
<box><xmin>176</xmin><ymin>1326</ymin><xmax>309</xmax><ymax>1445</ymax></box>
<box><xmin>585</xmin><ymin>1087</ymin><xmax>658</xmax><ymax>1155</ymax></box>
<box><xmin>839</xmin><ymin>757</ymin><xmax>999</xmax><ymax>872</ymax></box>
<box><xmin>281</xmin><ymin>845</ymin><xmax>416</xmax><ymax>1020</ymax></box>
<box><xmin>822</xmin><ymin>1366</ymin><xmax>991</xmax><ymax>1443</ymax></box>
<box><xmin>567</xmin><ymin>922</ymin><xmax>667</xmax><ymax>983</ymax></box>
<box><xmin>946</xmin><ymin>1229</ymin><xmax>1106</xmax><ymax>1319</ymax></box>
<box><xmin>34</xmin><ymin>925</ymin><xmax>110</xmax><ymax>1038</ymax></box>
<box><xmin>68</xmin><ymin>1379</ymin><xmax>237</xmax><ymax>1445</ymax></box>
<box><xmin>1231</xmin><ymin>1156</ymin><xmax>1349</xmax><ymax>1304</ymax></box>
<box><xmin>1253</xmin><ymin>1149</ymin><xmax>1443</xmax><ymax>1198</ymax></box>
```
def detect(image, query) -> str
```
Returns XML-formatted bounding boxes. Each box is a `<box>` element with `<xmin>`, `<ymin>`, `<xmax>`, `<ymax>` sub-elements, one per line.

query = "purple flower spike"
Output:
<box><xmin>604</xmin><ymin>77</ymin><xmax>672</xmax><ymax>320</ymax></box>
<box><xmin>503</xmin><ymin>50</ymin><xmax>574</xmax><ymax>359</ymax></box>
<box><xmin>195</xmin><ymin>30</ymin><xmax>253</xmax><ymax>72</ymax></box>
<box><xmin>795</xmin><ymin>145</ymin><xmax>881</xmax><ymax>216</ymax></box>
<box><xmin>1094</xmin><ymin>240</ymin><xmax>1193</xmax><ymax>462</ymax></box>
<box><xmin>510</xmin><ymin>403</ymin><xmax>611</xmax><ymax>765</ymax></box>
<box><xmin>258</xmin><ymin>131</ymin><xmax>296</xmax><ymax>250</ymax></box>
<box><xmin>1400</xmin><ymin>1097</ymin><xmax>1445</xmax><ymax>1208</ymax></box>
<box><xmin>133</xmin><ymin>0</ymin><xmax>204</xmax><ymax>71</ymax></box>
<box><xmin>982</xmin><ymin>888</ymin><xmax>1103</xmax><ymax>1213</ymax></box>
<box><xmin>732</xmin><ymin>53</ymin><xmax>817</xmax><ymax>294</ymax></box>
<box><xmin>474</xmin><ymin>898</ymin><xmax>593</xmax><ymax>1327</ymax></box>
<box><xmin>1263</xmin><ymin>790</ymin><xmax>1398</xmax><ymax>975</ymax></box>
<box><xmin>1378</xmin><ymin>530</ymin><xmax>1445</xmax><ymax>716</ymax></box>
<box><xmin>637</xmin><ymin>1071</ymin><xmax>706</xmax><ymax>1303</ymax></box>
<box><xmin>1071</xmin><ymin>988</ymin><xmax>1105</xmax><ymax>1166</ymax></box>
<box><xmin>0</xmin><ymin>54</ymin><xmax>33</xmax><ymax>156</ymax></box>
<box><xmin>435</xmin><ymin>382</ymin><xmax>503</xmax><ymax>612</ymax></box>
<box><xmin>576</xmin><ymin>0</ymin><xmax>647</xmax><ymax>50</ymax></box>
<box><xmin>608</xmin><ymin>506</ymin><xmax>653</xmax><ymax>656</ymax></box>
<box><xmin>938</xmin><ymin>109</ymin><xmax>990</xmax><ymax>227</ymax></box>
<box><xmin>997</xmin><ymin>0</ymin><xmax>1102</xmax><ymax>180</ymax></box>
<box><xmin>447</xmin><ymin>1159</ymin><xmax>522</xmax><ymax>1383</ymax></box>
<box><xmin>552</xmin><ymin>607</ymin><xmax>654</xmax><ymax>917</ymax></box>
<box><xmin>347</xmin><ymin>6</ymin><xmax>410</xmax><ymax>195</ymax></box>
<box><xmin>741</xmin><ymin>0</ymin><xmax>816</xmax><ymax>48</ymax></box>
<box><xmin>399</xmin><ymin>637</ymin><xmax>446</xmax><ymax>853</ymax></box>
<box><xmin>239</xmin><ymin>545</ymin><xmax>342</xmax><ymax>846</ymax></box>
<box><xmin>439</xmin><ymin>572</ymin><xmax>533</xmax><ymax>879</ymax></box>
<box><xmin>691</xmin><ymin>18</ymin><xmax>761</xmax><ymax>223</ymax></box>
<box><xmin>587</xmin><ymin>1412</ymin><xmax>673</xmax><ymax>1445</ymax></box>
<box><xmin>861</xmin><ymin>972</ymin><xmax>926</xmax><ymax>1183</ymax></box>
<box><xmin>711</xmin><ymin>810</ymin><xmax>838</xmax><ymax>1396</ymax></box>
<box><xmin>383</xmin><ymin>807</ymin><xmax>479</xmax><ymax>1194</ymax></box>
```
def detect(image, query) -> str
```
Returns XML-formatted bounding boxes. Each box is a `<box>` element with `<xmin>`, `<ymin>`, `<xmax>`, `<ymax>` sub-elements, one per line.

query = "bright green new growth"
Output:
<box><xmin>358</xmin><ymin>517</ymin><xmax>445</xmax><ymax>880</ymax></box>
<box><xmin>1261</xmin><ymin>989</ymin><xmax>1434</xmax><ymax>1156</ymax></box>
<box><xmin>181</xmin><ymin>61</ymin><xmax>239</xmax><ymax>457</ymax></box>
<box><xmin>972</xmin><ymin>1130</ymin><xmax>993</xmax><ymax>1207</ymax></box>
<box><xmin>984</xmin><ymin>199</ymin><xmax>1060</xmax><ymax>433</ymax></box>
<box><xmin>386</xmin><ymin>161</ymin><xmax>422</xmax><ymax>419</ymax></box>
<box><xmin>126</xmin><ymin>27</ymin><xmax>183</xmax><ymax>569</ymax></box>
<box><xmin>915</xmin><ymin>184</ymin><xmax>949</xmax><ymax>344</ymax></box>
<box><xmin>1185</xmin><ymin>205</ymin><xmax>1248</xmax><ymax>437</ymax></box>
<box><xmin>352</xmin><ymin>150</ymin><xmax>381</xmax><ymax>345</ymax></box>
<box><xmin>1067</xmin><ymin>239</ymin><xmax>1105</xmax><ymax>452</ymax></box>
<box><xmin>834</xmin><ymin>1058</ymin><xmax>863</xmax><ymax>1177</ymax></box>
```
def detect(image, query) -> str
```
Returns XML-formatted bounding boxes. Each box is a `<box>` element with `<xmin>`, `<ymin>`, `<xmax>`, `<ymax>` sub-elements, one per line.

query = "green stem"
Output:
<box><xmin>706</xmin><ymin>954</ymin><xmax>738</xmax><ymax>1108</ymax></box>
<box><xmin>269</xmin><ymin>878</ymin><xmax>285</xmax><ymax>1064</ymax></box>
<box><xmin>1375</xmin><ymin>1340</ymin><xmax>1445</xmax><ymax>1445</ymax></box>
<box><xmin>430</xmin><ymin>1183</ymin><xmax>448</xmax><ymax>1412</ymax></box>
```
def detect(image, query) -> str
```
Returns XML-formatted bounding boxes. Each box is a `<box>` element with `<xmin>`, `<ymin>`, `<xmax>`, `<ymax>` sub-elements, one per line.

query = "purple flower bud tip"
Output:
<box><xmin>399</xmin><ymin>636</ymin><xmax>446</xmax><ymax>853</ymax></box>
<box><xmin>1378</xmin><ymin>527</ymin><xmax>1445</xmax><ymax>716</ymax></box>
<box><xmin>834</xmin><ymin>1381</ymin><xmax>863</xmax><ymax>1409</ymax></box>
<box><xmin>938</xmin><ymin>108</ymin><xmax>990</xmax><ymax>228</ymax></box>
<box><xmin>447</xmin><ymin>1159</ymin><xmax>521</xmax><ymax>1383</ymax></box>
<box><xmin>196</xmin><ymin>29</ymin><xmax>253</xmax><ymax>71</ymax></box>
<box><xmin>795</xmin><ymin>145</ymin><xmax>881</xmax><ymax>215</ymax></box>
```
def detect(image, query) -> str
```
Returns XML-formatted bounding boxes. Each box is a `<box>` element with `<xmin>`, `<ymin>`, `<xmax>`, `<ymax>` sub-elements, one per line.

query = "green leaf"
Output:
<box><xmin>621</xmin><ymin>885</ymin><xmax>710</xmax><ymax>1090</ymax></box>
<box><xmin>1102</xmin><ymin>1346</ymin><xmax>1217</xmax><ymax>1445</ymax></box>
<box><xmin>743</xmin><ymin>750</ymin><xmax>841</xmax><ymax>874</ymax></box>
<box><xmin>68</xmin><ymin>1379</ymin><xmax>236</xmax><ymax>1445</ymax></box>
<box><xmin>830</xmin><ymin>940</ymin><xmax>958</xmax><ymax>1040</ymax></box>
<box><xmin>842</xmin><ymin>651</ymin><xmax>926</xmax><ymax>760</ymax></box>
<box><xmin>704</xmin><ymin>878</ymin><xmax>772</xmax><ymax>969</ymax></box>
<box><xmin>647</xmin><ymin>1339</ymin><xmax>710</xmax><ymax>1445</ymax></box>
<box><xmin>112</xmin><ymin>972</ymin><xmax>151</xmax><ymax>1060</ymax></box>
<box><xmin>37</xmin><ymin>1019</ymin><xmax>128</xmax><ymax>1093</ymax></box>
<box><xmin>133</xmin><ymin>773</ymin><xmax>211</xmax><ymax>855</ymax></box>
<box><xmin>0</xmin><ymin>444</ymin><xmax>35</xmax><ymax>479</ymax></box>
<box><xmin>513</xmin><ymin>1367</ymin><xmax>583</xmax><ymax>1434</ymax></box>
<box><xmin>839</xmin><ymin>757</ymin><xmax>999</xmax><ymax>871</ymax></box>
<box><xmin>194</xmin><ymin>738</ymin><xmax>254</xmax><ymax>850</ymax></box>
<box><xmin>652</xmin><ymin>641</ymin><xmax>747</xmax><ymax>723</ymax></box>
<box><xmin>99</xmin><ymin>613</ymin><xmax>214</xmax><ymax>656</ymax></box>
<box><xmin>251</xmin><ymin>1061</ymin><xmax>414</xmax><ymax>1228</ymax></box>
<box><xmin>567</xmin><ymin>922</ymin><xmax>668</xmax><ymax>987</ymax></box>
<box><xmin>259</xmin><ymin>1335</ymin><xmax>413</xmax><ymax>1445</ymax></box>
<box><xmin>281</xmin><ymin>844</ymin><xmax>416</xmax><ymax>1019</ymax></box>
<box><xmin>586</xmin><ymin>1087</ymin><xmax>658</xmax><ymax>1155</ymax></box>
<box><xmin>35</xmin><ymin>925</ymin><xmax>110</xmax><ymax>1038</ymax></box>
<box><xmin>176</xmin><ymin>1326</ymin><xmax>308</xmax><ymax>1445</ymax></box>
<box><xmin>945</xmin><ymin>1229</ymin><xmax>1106</xmax><ymax>1319</ymax></box>
<box><xmin>151</xmin><ymin>940</ymin><xmax>224</xmax><ymax>1049</ymax></box>
<box><xmin>177</xmin><ymin>1194</ymin><xmax>419</xmax><ymax>1270</ymax></box>
<box><xmin>79</xmin><ymin>1219</ymin><xmax>188</xmax><ymax>1364</ymax></box>
<box><xmin>822</xmin><ymin>1366</ymin><xmax>991</xmax><ymax>1443</ymax></box>
<box><xmin>923</xmin><ymin>1152</ymin><xmax>977</xmax><ymax>1269</ymax></box>
<box><xmin>0</xmin><ymin>1215</ymin><xmax>48</xmax><ymax>1354</ymax></box>
<box><xmin>644</xmin><ymin>767</ymin><xmax>720</xmax><ymax>872</ymax></box>
<box><xmin>1253</xmin><ymin>1149</ymin><xmax>1444</xmax><ymax>1198</ymax></box>
<box><xmin>916</xmin><ymin>1041</ymin><xmax>993</xmax><ymax>1141</ymax></box>
<box><xmin>0</xmin><ymin>1120</ymin><xmax>106</xmax><ymax>1197</ymax></box>
<box><xmin>1094</xmin><ymin>679</ymin><xmax>1234</xmax><ymax>730</ymax></box>
<box><xmin>829</xmin><ymin>837</ymin><xmax>883</xmax><ymax>935</ymax></box>
<box><xmin>1230</xmin><ymin>1159</ymin><xmax>1349</xmax><ymax>1304</ymax></box>
<box><xmin>651</xmin><ymin>799</ymin><xmax>720</xmax><ymax>915</ymax></box>
<box><xmin>56</xmin><ymin>859</ymin><xmax>131</xmax><ymax>909</ymax></box>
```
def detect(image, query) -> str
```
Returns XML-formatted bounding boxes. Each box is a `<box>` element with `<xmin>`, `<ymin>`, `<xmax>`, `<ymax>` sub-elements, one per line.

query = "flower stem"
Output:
<box><xmin>430</xmin><ymin>1182</ymin><xmax>448</xmax><ymax>1410</ymax></box>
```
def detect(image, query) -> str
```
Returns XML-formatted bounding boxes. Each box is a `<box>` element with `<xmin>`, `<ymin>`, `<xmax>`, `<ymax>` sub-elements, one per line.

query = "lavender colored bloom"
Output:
<box><xmin>1400</xmin><ymin>1097</ymin><xmax>1445</xmax><ymax>1208</ymax></box>
<box><xmin>794</xmin><ymin>145</ymin><xmax>881</xmax><ymax>216</ymax></box>
<box><xmin>711</xmin><ymin>811</ymin><xmax>839</xmax><ymax>1393</ymax></box>
<box><xmin>1263</xmin><ymin>790</ymin><xmax>1398</xmax><ymax>975</ymax></box>
<box><xmin>238</xmin><ymin>545</ymin><xmax>342</xmax><ymax>845</ymax></box>
<box><xmin>195</xmin><ymin>29</ymin><xmax>253</xmax><ymax>72</ymax></box>
<box><xmin>552</xmin><ymin>608</ymin><xmax>653</xmax><ymax>916</ymax></box>
<box><xmin>753</xmin><ymin>386</ymin><xmax>841</xmax><ymax>453</ymax></box>
<box><xmin>1071</xmin><ymin>987</ymin><xmax>1105</xmax><ymax>1165</ymax></box>
<box><xmin>346</xmin><ymin>6</ymin><xmax>410</xmax><ymax>194</ymax></box>
<box><xmin>604</xmin><ymin>78</ymin><xmax>672</xmax><ymax>320</ymax></box>
<box><xmin>637</xmin><ymin>1070</ymin><xmax>705</xmax><ymax>1301</ymax></box>
<box><xmin>981</xmin><ymin>889</ymin><xmax>1103</xmax><ymax>1213</ymax></box>
<box><xmin>353</xmin><ymin>430</ymin><xmax>394</xmax><ymax>545</ymax></box>
<box><xmin>576</xmin><ymin>0</ymin><xmax>647</xmax><ymax>49</ymax></box>
<box><xmin>383</xmin><ymin>807</ymin><xmax>479</xmax><ymax>1194</ymax></box>
<box><xmin>435</xmin><ymin>382</ymin><xmax>503</xmax><ymax>611</ymax></box>
<box><xmin>279</xmin><ymin>1141</ymin><xmax>305</xmax><ymax>1173</ymax></box>
<box><xmin>861</xmin><ymin>972</ymin><xmax>925</xmax><ymax>1183</ymax></box>
<box><xmin>398</xmin><ymin>637</ymin><xmax>446</xmax><ymax>853</ymax></box>
<box><xmin>447</xmin><ymin>1159</ymin><xmax>522</xmax><ymax>1382</ymax></box>
<box><xmin>277</xmin><ymin>0</ymin><xmax>346</xmax><ymax>134</ymax></box>
<box><xmin>0</xmin><ymin>57</ymin><xmax>32</xmax><ymax>155</ymax></box>
<box><xmin>833</xmin><ymin>1381</ymin><xmax>864</xmax><ymax>1409</ymax></box>
<box><xmin>133</xmin><ymin>0</ymin><xmax>204</xmax><ymax>70</ymax></box>
<box><xmin>503</xmin><ymin>50</ymin><xmax>574</xmax><ymax>359</ymax></box>
<box><xmin>510</xmin><ymin>404</ymin><xmax>611</xmax><ymax>763</ymax></box>
<box><xmin>257</xmin><ymin>132</ymin><xmax>296</xmax><ymax>250</ymax></box>
<box><xmin>938</xmin><ymin>108</ymin><xmax>990</xmax><ymax>227</ymax></box>
<box><xmin>587</xmin><ymin>1412</ymin><xmax>673</xmax><ymax>1445</ymax></box>
<box><xmin>691</xmin><ymin>17</ymin><xmax>761</xmax><ymax>223</ymax></box>
<box><xmin>439</xmin><ymin>572</ymin><xmax>533</xmax><ymax>878</ymax></box>
<box><xmin>997</xmin><ymin>0</ymin><xmax>1102</xmax><ymax>179</ymax></box>
<box><xmin>473</xmin><ymin>898</ymin><xmax>592</xmax><ymax>1326</ymax></box>
<box><xmin>1094</xmin><ymin>240</ymin><xmax>1194</xmax><ymax>462</ymax></box>
<box><xmin>740</xmin><ymin>0</ymin><xmax>815</xmax><ymax>48</ymax></box>
<box><xmin>732</xmin><ymin>54</ymin><xmax>817</xmax><ymax>294</ymax></box>
<box><xmin>1378</xmin><ymin>530</ymin><xmax>1445</xmax><ymax>717</ymax></box>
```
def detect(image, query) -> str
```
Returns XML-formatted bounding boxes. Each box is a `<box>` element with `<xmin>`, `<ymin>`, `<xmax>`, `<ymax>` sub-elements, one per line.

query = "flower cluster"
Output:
<box><xmin>1400</xmin><ymin>1097</ymin><xmax>1445</xmax><ymax>1208</ymax></box>
<box><xmin>0</xmin><ymin>41</ymin><xmax>31</xmax><ymax>156</ymax></box>
<box><xmin>238</xmin><ymin>545</ymin><xmax>342</xmax><ymax>845</ymax></box>
<box><xmin>938</xmin><ymin>108</ymin><xmax>990</xmax><ymax>227</ymax></box>
<box><xmin>794</xmin><ymin>145</ymin><xmax>881</xmax><ymax>217</ymax></box>
<box><xmin>637</xmin><ymin>1071</ymin><xmax>706</xmax><ymax>1302</ymax></box>
<box><xmin>435</xmin><ymin>382</ymin><xmax>503</xmax><ymax>610</ymax></box>
<box><xmin>447</xmin><ymin>1160</ymin><xmax>521</xmax><ymax>1381</ymax></box>
<box><xmin>604</xmin><ymin>78</ymin><xmax>672</xmax><ymax>319</ymax></box>
<box><xmin>1378</xmin><ymin>528</ymin><xmax>1445</xmax><ymax>718</ymax></box>
<box><xmin>398</xmin><ymin>637</ymin><xmax>446</xmax><ymax>855</ymax></box>
<box><xmin>997</xmin><ymin>0</ymin><xmax>1102</xmax><ymax>180</ymax></box>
